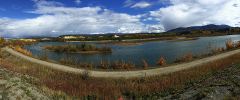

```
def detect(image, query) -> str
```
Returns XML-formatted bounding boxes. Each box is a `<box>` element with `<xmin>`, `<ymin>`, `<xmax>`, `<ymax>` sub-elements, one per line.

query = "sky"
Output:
<box><xmin>0</xmin><ymin>0</ymin><xmax>240</xmax><ymax>38</ymax></box>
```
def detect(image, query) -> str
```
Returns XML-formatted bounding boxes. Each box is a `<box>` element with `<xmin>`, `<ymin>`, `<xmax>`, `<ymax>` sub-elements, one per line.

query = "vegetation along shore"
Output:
<box><xmin>44</xmin><ymin>43</ymin><xmax>112</xmax><ymax>54</ymax></box>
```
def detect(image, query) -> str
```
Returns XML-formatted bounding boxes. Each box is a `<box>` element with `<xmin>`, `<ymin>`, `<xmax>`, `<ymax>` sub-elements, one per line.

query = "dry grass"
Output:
<box><xmin>1</xmin><ymin>49</ymin><xmax>240</xmax><ymax>99</ymax></box>
<box><xmin>11</xmin><ymin>46</ymin><xmax>32</xmax><ymax>56</ymax></box>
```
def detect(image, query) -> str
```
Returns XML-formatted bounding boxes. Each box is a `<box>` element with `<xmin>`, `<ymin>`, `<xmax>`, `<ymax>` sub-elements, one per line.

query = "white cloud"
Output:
<box><xmin>75</xmin><ymin>0</ymin><xmax>81</xmax><ymax>5</ymax></box>
<box><xmin>150</xmin><ymin>0</ymin><xmax>240</xmax><ymax>30</ymax></box>
<box><xmin>131</xmin><ymin>1</ymin><xmax>152</xmax><ymax>8</ymax></box>
<box><xmin>1</xmin><ymin>0</ymin><xmax>240</xmax><ymax>37</ymax></box>
<box><xmin>124</xmin><ymin>0</ymin><xmax>152</xmax><ymax>8</ymax></box>
<box><xmin>124</xmin><ymin>0</ymin><xmax>135</xmax><ymax>7</ymax></box>
<box><xmin>0</xmin><ymin>0</ymin><xmax>148</xmax><ymax>37</ymax></box>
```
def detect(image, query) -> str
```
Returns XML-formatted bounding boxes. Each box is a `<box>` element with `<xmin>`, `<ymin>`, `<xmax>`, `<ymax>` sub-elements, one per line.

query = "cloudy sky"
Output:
<box><xmin>0</xmin><ymin>0</ymin><xmax>240</xmax><ymax>37</ymax></box>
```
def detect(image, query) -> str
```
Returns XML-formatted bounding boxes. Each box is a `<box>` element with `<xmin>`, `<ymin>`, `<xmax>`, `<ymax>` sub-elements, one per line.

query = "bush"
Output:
<box><xmin>226</xmin><ymin>39</ymin><xmax>234</xmax><ymax>50</ymax></box>
<box><xmin>157</xmin><ymin>56</ymin><xmax>166</xmax><ymax>66</ymax></box>
<box><xmin>0</xmin><ymin>37</ymin><xmax>5</xmax><ymax>43</ymax></box>
<box><xmin>142</xmin><ymin>59</ymin><xmax>148</xmax><ymax>69</ymax></box>
<box><xmin>0</xmin><ymin>37</ymin><xmax>5</xmax><ymax>47</ymax></box>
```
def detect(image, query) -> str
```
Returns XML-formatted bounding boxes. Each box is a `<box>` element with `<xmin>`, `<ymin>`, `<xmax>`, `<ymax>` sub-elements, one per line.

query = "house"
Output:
<box><xmin>41</xmin><ymin>38</ymin><xmax>51</xmax><ymax>41</ymax></box>
<box><xmin>19</xmin><ymin>39</ymin><xmax>37</xmax><ymax>42</ymax></box>
<box><xmin>62</xmin><ymin>35</ymin><xmax>85</xmax><ymax>39</ymax></box>
<box><xmin>113</xmin><ymin>35</ymin><xmax>120</xmax><ymax>38</ymax></box>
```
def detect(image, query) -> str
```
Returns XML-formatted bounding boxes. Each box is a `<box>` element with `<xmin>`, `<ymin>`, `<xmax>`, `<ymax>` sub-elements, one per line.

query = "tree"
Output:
<box><xmin>0</xmin><ymin>37</ymin><xmax>4</xmax><ymax>44</ymax></box>
<box><xmin>0</xmin><ymin>37</ymin><xmax>5</xmax><ymax>47</ymax></box>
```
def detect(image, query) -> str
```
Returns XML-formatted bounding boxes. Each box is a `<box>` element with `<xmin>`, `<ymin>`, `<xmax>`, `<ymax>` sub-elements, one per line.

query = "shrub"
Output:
<box><xmin>157</xmin><ymin>56</ymin><xmax>166</xmax><ymax>66</ymax></box>
<box><xmin>142</xmin><ymin>59</ymin><xmax>148</xmax><ymax>69</ymax></box>
<box><xmin>226</xmin><ymin>39</ymin><xmax>234</xmax><ymax>50</ymax></box>
<box><xmin>0</xmin><ymin>37</ymin><xmax>5</xmax><ymax>47</ymax></box>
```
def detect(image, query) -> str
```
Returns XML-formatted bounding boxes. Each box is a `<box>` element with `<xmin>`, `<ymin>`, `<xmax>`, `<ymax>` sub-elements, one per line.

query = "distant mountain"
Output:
<box><xmin>167</xmin><ymin>24</ymin><xmax>231</xmax><ymax>33</ymax></box>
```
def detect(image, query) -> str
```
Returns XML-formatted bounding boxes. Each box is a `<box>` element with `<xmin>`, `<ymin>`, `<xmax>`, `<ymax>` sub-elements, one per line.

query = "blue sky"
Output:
<box><xmin>0</xmin><ymin>0</ymin><xmax>240</xmax><ymax>37</ymax></box>
<box><xmin>0</xmin><ymin>0</ymin><xmax>169</xmax><ymax>18</ymax></box>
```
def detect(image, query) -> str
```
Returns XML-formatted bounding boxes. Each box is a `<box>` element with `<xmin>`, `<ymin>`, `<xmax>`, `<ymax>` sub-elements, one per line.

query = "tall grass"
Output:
<box><xmin>11</xmin><ymin>45</ymin><xmax>32</xmax><ymax>56</ymax></box>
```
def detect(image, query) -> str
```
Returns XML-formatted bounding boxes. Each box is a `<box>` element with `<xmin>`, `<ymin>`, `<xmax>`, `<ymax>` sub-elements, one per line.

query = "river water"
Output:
<box><xmin>24</xmin><ymin>35</ymin><xmax>240</xmax><ymax>67</ymax></box>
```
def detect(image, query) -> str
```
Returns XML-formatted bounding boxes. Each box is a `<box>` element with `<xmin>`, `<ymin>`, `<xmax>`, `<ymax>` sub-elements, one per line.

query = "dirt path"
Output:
<box><xmin>3</xmin><ymin>47</ymin><xmax>240</xmax><ymax>78</ymax></box>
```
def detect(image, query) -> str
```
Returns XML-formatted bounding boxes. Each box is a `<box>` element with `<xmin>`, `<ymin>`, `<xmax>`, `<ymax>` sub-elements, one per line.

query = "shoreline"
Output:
<box><xmin>44</xmin><ymin>49</ymin><xmax>112</xmax><ymax>54</ymax></box>
<box><xmin>65</xmin><ymin>36</ymin><xmax>198</xmax><ymax>43</ymax></box>
<box><xmin>62</xmin><ymin>34</ymin><xmax>239</xmax><ymax>43</ymax></box>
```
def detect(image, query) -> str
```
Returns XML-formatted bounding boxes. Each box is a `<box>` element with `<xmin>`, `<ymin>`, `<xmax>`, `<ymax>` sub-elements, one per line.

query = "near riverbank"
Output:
<box><xmin>3</xmin><ymin>47</ymin><xmax>240</xmax><ymax>78</ymax></box>
<box><xmin>2</xmin><ymin>47</ymin><xmax>240</xmax><ymax>99</ymax></box>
